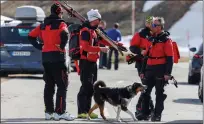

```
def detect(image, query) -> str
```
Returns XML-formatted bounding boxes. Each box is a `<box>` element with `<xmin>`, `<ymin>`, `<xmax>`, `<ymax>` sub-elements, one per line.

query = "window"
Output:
<box><xmin>1</xmin><ymin>26</ymin><xmax>34</xmax><ymax>43</ymax></box>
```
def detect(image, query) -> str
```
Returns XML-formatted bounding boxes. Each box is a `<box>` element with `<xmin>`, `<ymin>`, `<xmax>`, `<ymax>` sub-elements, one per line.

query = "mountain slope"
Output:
<box><xmin>1</xmin><ymin>1</ymin><xmax>197</xmax><ymax>35</ymax></box>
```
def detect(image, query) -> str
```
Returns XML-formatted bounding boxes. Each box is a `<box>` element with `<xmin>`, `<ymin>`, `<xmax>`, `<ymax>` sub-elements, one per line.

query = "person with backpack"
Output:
<box><xmin>139</xmin><ymin>17</ymin><xmax>174</xmax><ymax>122</ymax></box>
<box><xmin>28</xmin><ymin>3</ymin><xmax>75</xmax><ymax>121</ymax></box>
<box><xmin>106</xmin><ymin>23</ymin><xmax>122</xmax><ymax>70</ymax></box>
<box><xmin>76</xmin><ymin>9</ymin><xmax>124</xmax><ymax>119</ymax></box>
<box><xmin>128</xmin><ymin>16</ymin><xmax>155</xmax><ymax>120</ymax></box>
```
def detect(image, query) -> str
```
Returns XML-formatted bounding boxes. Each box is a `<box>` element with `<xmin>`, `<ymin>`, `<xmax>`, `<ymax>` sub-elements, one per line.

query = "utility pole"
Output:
<box><xmin>132</xmin><ymin>0</ymin><xmax>135</xmax><ymax>36</ymax></box>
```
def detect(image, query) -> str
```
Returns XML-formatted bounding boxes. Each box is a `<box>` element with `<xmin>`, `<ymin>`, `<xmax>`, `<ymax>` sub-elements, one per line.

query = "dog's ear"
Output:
<box><xmin>132</xmin><ymin>82</ymin><xmax>142</xmax><ymax>88</ymax></box>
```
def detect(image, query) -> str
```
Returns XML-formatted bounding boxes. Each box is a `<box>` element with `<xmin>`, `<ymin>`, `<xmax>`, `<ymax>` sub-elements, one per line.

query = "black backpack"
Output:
<box><xmin>68</xmin><ymin>24</ymin><xmax>82</xmax><ymax>60</ymax></box>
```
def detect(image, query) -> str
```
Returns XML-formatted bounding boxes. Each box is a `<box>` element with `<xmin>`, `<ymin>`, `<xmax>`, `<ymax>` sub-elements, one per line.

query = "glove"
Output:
<box><xmin>126</xmin><ymin>54</ymin><xmax>144</xmax><ymax>64</ymax></box>
<box><xmin>126</xmin><ymin>54</ymin><xmax>135</xmax><ymax>64</ymax></box>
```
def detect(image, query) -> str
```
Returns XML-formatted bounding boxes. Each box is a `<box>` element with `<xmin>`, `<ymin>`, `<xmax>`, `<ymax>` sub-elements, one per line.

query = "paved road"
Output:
<box><xmin>1</xmin><ymin>63</ymin><xmax>203</xmax><ymax>123</ymax></box>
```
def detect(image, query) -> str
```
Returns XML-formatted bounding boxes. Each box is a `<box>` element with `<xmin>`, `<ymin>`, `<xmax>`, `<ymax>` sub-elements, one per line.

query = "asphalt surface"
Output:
<box><xmin>1</xmin><ymin>62</ymin><xmax>203</xmax><ymax>123</ymax></box>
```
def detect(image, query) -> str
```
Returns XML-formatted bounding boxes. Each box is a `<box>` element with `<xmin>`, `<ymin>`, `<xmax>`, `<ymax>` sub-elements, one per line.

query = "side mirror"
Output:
<box><xmin>189</xmin><ymin>47</ymin><xmax>197</xmax><ymax>52</ymax></box>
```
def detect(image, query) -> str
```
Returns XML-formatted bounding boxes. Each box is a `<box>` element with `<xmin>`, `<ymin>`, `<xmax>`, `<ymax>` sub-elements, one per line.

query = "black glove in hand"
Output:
<box><xmin>126</xmin><ymin>54</ymin><xmax>135</xmax><ymax>64</ymax></box>
<box><xmin>126</xmin><ymin>54</ymin><xmax>144</xmax><ymax>64</ymax></box>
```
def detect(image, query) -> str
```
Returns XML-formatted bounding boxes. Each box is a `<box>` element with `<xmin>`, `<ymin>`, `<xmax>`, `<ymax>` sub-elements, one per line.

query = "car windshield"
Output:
<box><xmin>1</xmin><ymin>26</ymin><xmax>34</xmax><ymax>44</ymax></box>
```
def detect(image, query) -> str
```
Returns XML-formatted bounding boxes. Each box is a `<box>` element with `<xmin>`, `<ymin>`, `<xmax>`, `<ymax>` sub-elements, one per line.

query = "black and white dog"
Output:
<box><xmin>87</xmin><ymin>80</ymin><xmax>146</xmax><ymax>122</ymax></box>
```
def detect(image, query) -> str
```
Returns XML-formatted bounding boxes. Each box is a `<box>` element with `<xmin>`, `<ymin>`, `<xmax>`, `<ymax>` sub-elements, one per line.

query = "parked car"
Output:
<box><xmin>198</xmin><ymin>65</ymin><xmax>203</xmax><ymax>103</ymax></box>
<box><xmin>188</xmin><ymin>43</ymin><xmax>203</xmax><ymax>84</ymax></box>
<box><xmin>0</xmin><ymin>6</ymin><xmax>46</xmax><ymax>77</ymax></box>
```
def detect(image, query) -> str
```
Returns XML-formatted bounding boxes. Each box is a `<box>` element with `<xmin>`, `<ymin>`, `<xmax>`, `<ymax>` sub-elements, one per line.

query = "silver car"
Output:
<box><xmin>198</xmin><ymin>65</ymin><xmax>203</xmax><ymax>103</ymax></box>
<box><xmin>188</xmin><ymin>43</ymin><xmax>203</xmax><ymax>84</ymax></box>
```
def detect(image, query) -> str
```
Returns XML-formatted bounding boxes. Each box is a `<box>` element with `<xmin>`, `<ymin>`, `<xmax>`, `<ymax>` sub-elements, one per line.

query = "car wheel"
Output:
<box><xmin>188</xmin><ymin>73</ymin><xmax>201</xmax><ymax>84</ymax></box>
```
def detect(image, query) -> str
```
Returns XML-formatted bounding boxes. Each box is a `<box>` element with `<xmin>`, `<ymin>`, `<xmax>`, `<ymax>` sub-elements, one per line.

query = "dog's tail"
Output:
<box><xmin>93</xmin><ymin>80</ymin><xmax>106</xmax><ymax>91</ymax></box>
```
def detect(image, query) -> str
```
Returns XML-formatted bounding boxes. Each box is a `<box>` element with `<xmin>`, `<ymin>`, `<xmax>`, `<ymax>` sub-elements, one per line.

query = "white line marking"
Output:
<box><xmin>117</xmin><ymin>80</ymin><xmax>124</xmax><ymax>84</ymax></box>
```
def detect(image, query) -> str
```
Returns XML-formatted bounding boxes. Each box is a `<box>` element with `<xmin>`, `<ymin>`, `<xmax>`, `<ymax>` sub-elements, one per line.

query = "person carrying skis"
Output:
<box><xmin>77</xmin><ymin>9</ymin><xmax>125</xmax><ymax>119</ymax></box>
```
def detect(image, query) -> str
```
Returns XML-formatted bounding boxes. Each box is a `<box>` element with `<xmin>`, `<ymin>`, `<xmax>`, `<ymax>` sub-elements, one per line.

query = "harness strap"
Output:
<box><xmin>148</xmin><ymin>56</ymin><xmax>165</xmax><ymax>59</ymax></box>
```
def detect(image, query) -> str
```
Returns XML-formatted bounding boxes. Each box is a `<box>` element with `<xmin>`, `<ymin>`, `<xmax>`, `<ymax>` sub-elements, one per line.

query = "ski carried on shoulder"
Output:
<box><xmin>54</xmin><ymin>0</ymin><xmax>127</xmax><ymax>56</ymax></box>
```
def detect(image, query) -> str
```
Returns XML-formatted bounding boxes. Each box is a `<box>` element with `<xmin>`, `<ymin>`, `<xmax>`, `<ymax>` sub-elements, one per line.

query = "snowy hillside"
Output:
<box><xmin>122</xmin><ymin>1</ymin><xmax>203</xmax><ymax>57</ymax></box>
<box><xmin>143</xmin><ymin>1</ymin><xmax>164</xmax><ymax>12</ymax></box>
<box><xmin>169</xmin><ymin>1</ymin><xmax>203</xmax><ymax>50</ymax></box>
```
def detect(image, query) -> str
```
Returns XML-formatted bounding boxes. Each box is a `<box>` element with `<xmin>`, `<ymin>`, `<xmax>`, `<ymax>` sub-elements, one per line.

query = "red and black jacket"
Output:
<box><xmin>145</xmin><ymin>31</ymin><xmax>174</xmax><ymax>75</ymax></box>
<box><xmin>79</xmin><ymin>22</ymin><xmax>111</xmax><ymax>62</ymax></box>
<box><xmin>28</xmin><ymin>14</ymin><xmax>68</xmax><ymax>63</ymax></box>
<box><xmin>129</xmin><ymin>27</ymin><xmax>152</xmax><ymax>55</ymax></box>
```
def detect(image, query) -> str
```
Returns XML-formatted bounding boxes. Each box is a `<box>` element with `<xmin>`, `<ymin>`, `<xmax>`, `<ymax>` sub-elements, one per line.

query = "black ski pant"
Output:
<box><xmin>43</xmin><ymin>62</ymin><xmax>69</xmax><ymax>114</ymax></box>
<box><xmin>99</xmin><ymin>52</ymin><xmax>107</xmax><ymax>68</ymax></box>
<box><xmin>107</xmin><ymin>47</ymin><xmax>119</xmax><ymax>70</ymax></box>
<box><xmin>77</xmin><ymin>59</ymin><xmax>97</xmax><ymax>114</ymax></box>
<box><xmin>136</xmin><ymin>61</ymin><xmax>154</xmax><ymax>115</ymax></box>
<box><xmin>142</xmin><ymin>65</ymin><xmax>167</xmax><ymax>116</ymax></box>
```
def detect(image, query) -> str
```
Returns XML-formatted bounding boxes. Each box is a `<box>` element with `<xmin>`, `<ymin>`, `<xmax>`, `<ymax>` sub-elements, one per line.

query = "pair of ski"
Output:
<box><xmin>54</xmin><ymin>0</ymin><xmax>127</xmax><ymax>56</ymax></box>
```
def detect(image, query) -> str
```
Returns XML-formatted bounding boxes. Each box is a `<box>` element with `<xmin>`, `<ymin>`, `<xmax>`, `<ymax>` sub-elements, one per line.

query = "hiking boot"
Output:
<box><xmin>77</xmin><ymin>113</ymin><xmax>88</xmax><ymax>119</ymax></box>
<box><xmin>45</xmin><ymin>112</ymin><xmax>53</xmax><ymax>120</ymax></box>
<box><xmin>90</xmin><ymin>113</ymin><xmax>98</xmax><ymax>119</ymax></box>
<box><xmin>151</xmin><ymin>114</ymin><xmax>161</xmax><ymax>122</ymax></box>
<box><xmin>53</xmin><ymin>112</ymin><xmax>75</xmax><ymax>121</ymax></box>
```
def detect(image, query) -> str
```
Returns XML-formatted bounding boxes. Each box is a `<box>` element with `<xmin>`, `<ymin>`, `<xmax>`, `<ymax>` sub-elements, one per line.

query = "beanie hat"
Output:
<box><xmin>146</xmin><ymin>16</ymin><xmax>153</xmax><ymax>23</ymax></box>
<box><xmin>51</xmin><ymin>3</ymin><xmax>63</xmax><ymax>15</ymax></box>
<box><xmin>87</xmin><ymin>9</ymin><xmax>101</xmax><ymax>22</ymax></box>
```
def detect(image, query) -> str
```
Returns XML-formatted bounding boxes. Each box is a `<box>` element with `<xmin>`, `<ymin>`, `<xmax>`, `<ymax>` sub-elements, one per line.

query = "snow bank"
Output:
<box><xmin>143</xmin><ymin>1</ymin><xmax>164</xmax><ymax>12</ymax></box>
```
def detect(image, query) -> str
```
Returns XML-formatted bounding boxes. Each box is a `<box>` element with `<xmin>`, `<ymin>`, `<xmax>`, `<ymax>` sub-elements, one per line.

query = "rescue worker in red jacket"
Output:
<box><xmin>129</xmin><ymin>16</ymin><xmax>154</xmax><ymax>120</ymax></box>
<box><xmin>28</xmin><ymin>3</ymin><xmax>75</xmax><ymax>121</ymax></box>
<box><xmin>77</xmin><ymin>9</ymin><xmax>123</xmax><ymax>119</ymax></box>
<box><xmin>140</xmin><ymin>17</ymin><xmax>174</xmax><ymax>122</ymax></box>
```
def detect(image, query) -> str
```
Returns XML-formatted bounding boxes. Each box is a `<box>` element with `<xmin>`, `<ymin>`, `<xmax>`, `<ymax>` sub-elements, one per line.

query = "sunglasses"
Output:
<box><xmin>152</xmin><ymin>23</ymin><xmax>161</xmax><ymax>28</ymax></box>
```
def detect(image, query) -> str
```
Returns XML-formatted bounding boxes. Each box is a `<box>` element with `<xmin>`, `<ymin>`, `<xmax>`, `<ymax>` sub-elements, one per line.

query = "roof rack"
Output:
<box><xmin>15</xmin><ymin>6</ymin><xmax>45</xmax><ymax>23</ymax></box>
